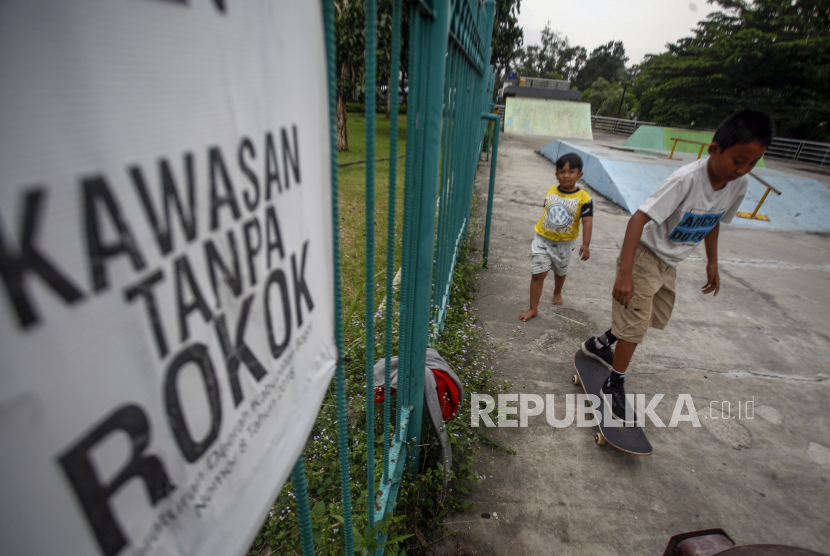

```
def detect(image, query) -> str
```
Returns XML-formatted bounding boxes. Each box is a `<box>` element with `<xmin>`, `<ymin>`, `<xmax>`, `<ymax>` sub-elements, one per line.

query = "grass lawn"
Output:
<box><xmin>336</xmin><ymin>111</ymin><xmax>407</xmax><ymax>337</ymax></box>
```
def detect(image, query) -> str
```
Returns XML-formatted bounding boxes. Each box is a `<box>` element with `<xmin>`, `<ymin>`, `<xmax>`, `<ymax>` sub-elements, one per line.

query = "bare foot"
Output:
<box><xmin>518</xmin><ymin>309</ymin><xmax>537</xmax><ymax>321</ymax></box>
<box><xmin>552</xmin><ymin>293</ymin><xmax>564</xmax><ymax>306</ymax></box>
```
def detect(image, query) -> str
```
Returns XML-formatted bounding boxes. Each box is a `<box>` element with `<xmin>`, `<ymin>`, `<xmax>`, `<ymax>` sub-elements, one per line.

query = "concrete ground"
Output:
<box><xmin>433</xmin><ymin>132</ymin><xmax>830</xmax><ymax>555</ymax></box>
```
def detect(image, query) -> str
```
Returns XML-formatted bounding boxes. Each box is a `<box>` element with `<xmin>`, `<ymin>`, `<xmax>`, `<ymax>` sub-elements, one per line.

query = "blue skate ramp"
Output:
<box><xmin>540</xmin><ymin>139</ymin><xmax>830</xmax><ymax>232</ymax></box>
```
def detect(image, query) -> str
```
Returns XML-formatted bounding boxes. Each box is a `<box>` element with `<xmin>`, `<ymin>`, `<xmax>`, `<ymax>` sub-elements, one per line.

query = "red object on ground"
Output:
<box><xmin>373</xmin><ymin>366</ymin><xmax>460</xmax><ymax>422</ymax></box>
<box><xmin>432</xmin><ymin>369</ymin><xmax>460</xmax><ymax>420</ymax></box>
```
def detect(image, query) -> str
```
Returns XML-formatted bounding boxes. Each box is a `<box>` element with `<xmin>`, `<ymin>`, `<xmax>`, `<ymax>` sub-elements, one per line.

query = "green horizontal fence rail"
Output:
<box><xmin>283</xmin><ymin>1</ymin><xmax>498</xmax><ymax>554</ymax></box>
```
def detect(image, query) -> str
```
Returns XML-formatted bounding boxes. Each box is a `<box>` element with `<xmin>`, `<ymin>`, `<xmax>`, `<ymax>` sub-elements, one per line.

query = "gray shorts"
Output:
<box><xmin>531</xmin><ymin>233</ymin><xmax>575</xmax><ymax>276</ymax></box>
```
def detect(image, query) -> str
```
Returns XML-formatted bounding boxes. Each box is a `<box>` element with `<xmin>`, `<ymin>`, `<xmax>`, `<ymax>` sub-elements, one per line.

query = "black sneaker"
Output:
<box><xmin>600</xmin><ymin>380</ymin><xmax>637</xmax><ymax>425</ymax></box>
<box><xmin>581</xmin><ymin>337</ymin><xmax>614</xmax><ymax>369</ymax></box>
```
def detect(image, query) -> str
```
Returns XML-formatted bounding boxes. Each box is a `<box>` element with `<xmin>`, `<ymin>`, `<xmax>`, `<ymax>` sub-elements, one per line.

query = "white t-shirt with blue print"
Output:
<box><xmin>639</xmin><ymin>158</ymin><xmax>748</xmax><ymax>267</ymax></box>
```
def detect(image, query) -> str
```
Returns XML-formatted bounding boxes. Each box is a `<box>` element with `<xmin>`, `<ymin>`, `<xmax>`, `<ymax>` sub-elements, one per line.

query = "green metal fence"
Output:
<box><xmin>432</xmin><ymin>0</ymin><xmax>495</xmax><ymax>332</ymax></box>
<box><xmin>288</xmin><ymin>1</ymin><xmax>498</xmax><ymax>553</ymax></box>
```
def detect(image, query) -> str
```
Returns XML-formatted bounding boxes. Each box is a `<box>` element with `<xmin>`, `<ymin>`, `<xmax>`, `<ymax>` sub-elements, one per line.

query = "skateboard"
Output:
<box><xmin>572</xmin><ymin>350</ymin><xmax>652</xmax><ymax>456</ymax></box>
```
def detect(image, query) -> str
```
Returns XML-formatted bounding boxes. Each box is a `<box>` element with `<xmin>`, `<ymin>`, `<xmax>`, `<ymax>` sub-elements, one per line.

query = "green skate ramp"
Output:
<box><xmin>504</xmin><ymin>98</ymin><xmax>593</xmax><ymax>140</ymax></box>
<box><xmin>624</xmin><ymin>126</ymin><xmax>713</xmax><ymax>153</ymax></box>
<box><xmin>624</xmin><ymin>125</ymin><xmax>766</xmax><ymax>167</ymax></box>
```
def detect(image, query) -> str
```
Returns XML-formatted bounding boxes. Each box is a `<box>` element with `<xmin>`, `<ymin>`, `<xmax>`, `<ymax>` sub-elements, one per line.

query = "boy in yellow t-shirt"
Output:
<box><xmin>519</xmin><ymin>153</ymin><xmax>593</xmax><ymax>321</ymax></box>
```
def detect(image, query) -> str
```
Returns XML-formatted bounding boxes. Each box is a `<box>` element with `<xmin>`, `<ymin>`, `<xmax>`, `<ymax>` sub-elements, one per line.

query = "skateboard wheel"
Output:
<box><xmin>595</xmin><ymin>432</ymin><xmax>606</xmax><ymax>446</ymax></box>
<box><xmin>572</xmin><ymin>374</ymin><xmax>581</xmax><ymax>386</ymax></box>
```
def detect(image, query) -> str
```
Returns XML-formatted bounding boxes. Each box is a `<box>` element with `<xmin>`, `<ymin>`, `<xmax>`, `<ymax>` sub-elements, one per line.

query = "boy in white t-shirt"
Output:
<box><xmin>581</xmin><ymin>110</ymin><xmax>775</xmax><ymax>423</ymax></box>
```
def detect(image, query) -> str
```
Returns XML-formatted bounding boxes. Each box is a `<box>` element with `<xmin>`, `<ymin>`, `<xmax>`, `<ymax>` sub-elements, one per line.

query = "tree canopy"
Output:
<box><xmin>334</xmin><ymin>0</ymin><xmax>365</xmax><ymax>104</ymax></box>
<box><xmin>572</xmin><ymin>41</ymin><xmax>629</xmax><ymax>92</ymax></box>
<box><xmin>579</xmin><ymin>78</ymin><xmax>635</xmax><ymax>118</ymax></box>
<box><xmin>513</xmin><ymin>22</ymin><xmax>586</xmax><ymax>80</ymax></box>
<box><xmin>490</xmin><ymin>0</ymin><xmax>524</xmax><ymax>80</ymax></box>
<box><xmin>333</xmin><ymin>0</ymin><xmax>410</xmax><ymax>150</ymax></box>
<box><xmin>335</xmin><ymin>0</ymin><xmax>409</xmax><ymax>106</ymax></box>
<box><xmin>635</xmin><ymin>0</ymin><xmax>830</xmax><ymax>141</ymax></box>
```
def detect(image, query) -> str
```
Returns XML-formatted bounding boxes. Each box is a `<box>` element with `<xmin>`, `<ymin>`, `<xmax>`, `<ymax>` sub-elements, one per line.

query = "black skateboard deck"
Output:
<box><xmin>572</xmin><ymin>350</ymin><xmax>652</xmax><ymax>456</ymax></box>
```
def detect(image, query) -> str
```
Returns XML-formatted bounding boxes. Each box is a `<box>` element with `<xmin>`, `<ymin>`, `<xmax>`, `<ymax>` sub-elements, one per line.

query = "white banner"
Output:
<box><xmin>0</xmin><ymin>2</ymin><xmax>335</xmax><ymax>555</ymax></box>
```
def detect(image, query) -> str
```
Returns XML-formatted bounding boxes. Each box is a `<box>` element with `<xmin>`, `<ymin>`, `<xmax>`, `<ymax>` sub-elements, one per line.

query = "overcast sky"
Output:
<box><xmin>517</xmin><ymin>0</ymin><xmax>723</xmax><ymax>66</ymax></box>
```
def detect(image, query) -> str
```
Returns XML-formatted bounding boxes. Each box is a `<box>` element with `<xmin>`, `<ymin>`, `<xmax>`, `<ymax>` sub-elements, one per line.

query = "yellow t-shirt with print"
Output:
<box><xmin>534</xmin><ymin>185</ymin><xmax>593</xmax><ymax>242</ymax></box>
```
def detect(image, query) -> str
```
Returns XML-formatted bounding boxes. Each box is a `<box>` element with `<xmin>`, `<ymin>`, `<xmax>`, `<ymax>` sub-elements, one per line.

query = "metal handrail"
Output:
<box><xmin>737</xmin><ymin>172</ymin><xmax>782</xmax><ymax>222</ymax></box>
<box><xmin>590</xmin><ymin>115</ymin><xmax>658</xmax><ymax>135</ymax></box>
<box><xmin>766</xmin><ymin>137</ymin><xmax>830</xmax><ymax>170</ymax></box>
<box><xmin>668</xmin><ymin>137</ymin><xmax>710</xmax><ymax>160</ymax></box>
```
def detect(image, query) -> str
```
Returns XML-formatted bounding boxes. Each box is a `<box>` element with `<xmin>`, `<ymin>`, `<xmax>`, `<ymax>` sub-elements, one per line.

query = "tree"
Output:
<box><xmin>636</xmin><ymin>0</ymin><xmax>830</xmax><ymax>140</ymax></box>
<box><xmin>598</xmin><ymin>89</ymin><xmax>635</xmax><ymax>118</ymax></box>
<box><xmin>377</xmin><ymin>0</ymin><xmax>410</xmax><ymax>118</ymax></box>
<box><xmin>334</xmin><ymin>0</ymin><xmax>410</xmax><ymax>150</ymax></box>
<box><xmin>573</xmin><ymin>41</ymin><xmax>628</xmax><ymax>91</ymax></box>
<box><xmin>579</xmin><ymin>77</ymin><xmax>637</xmax><ymax>117</ymax></box>
<box><xmin>490</xmin><ymin>0</ymin><xmax>524</xmax><ymax>81</ymax></box>
<box><xmin>580</xmin><ymin>78</ymin><xmax>615</xmax><ymax>113</ymax></box>
<box><xmin>514</xmin><ymin>45</ymin><xmax>547</xmax><ymax>78</ymax></box>
<box><xmin>514</xmin><ymin>23</ymin><xmax>586</xmax><ymax>80</ymax></box>
<box><xmin>334</xmin><ymin>0</ymin><xmax>365</xmax><ymax>151</ymax></box>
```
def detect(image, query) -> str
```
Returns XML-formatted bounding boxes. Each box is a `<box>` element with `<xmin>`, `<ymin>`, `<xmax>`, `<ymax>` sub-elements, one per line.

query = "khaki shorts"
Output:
<box><xmin>611</xmin><ymin>243</ymin><xmax>676</xmax><ymax>343</ymax></box>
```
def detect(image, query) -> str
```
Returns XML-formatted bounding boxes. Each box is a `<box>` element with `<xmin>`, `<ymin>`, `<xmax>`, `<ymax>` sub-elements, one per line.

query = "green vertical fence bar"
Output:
<box><xmin>400</xmin><ymin>0</ymin><xmax>451</xmax><ymax>474</ymax></box>
<box><xmin>382</xmin><ymin>0</ymin><xmax>402</xmax><ymax>485</ymax></box>
<box><xmin>321</xmin><ymin>0</ymin><xmax>354</xmax><ymax>553</ymax></box>
<box><xmin>432</xmin><ymin>42</ymin><xmax>455</xmax><ymax>329</ymax></box>
<box><xmin>364</xmin><ymin>0</ymin><xmax>378</xmax><ymax>528</ymax></box>
<box><xmin>432</xmin><ymin>32</ymin><xmax>456</xmax><ymax>330</ymax></box>
<box><xmin>478</xmin><ymin>0</ymin><xmax>497</xmax><ymax>269</ymax></box>
<box><xmin>291</xmin><ymin>454</ymin><xmax>316</xmax><ymax>556</ymax></box>
<box><xmin>395</xmin><ymin>1</ymin><xmax>422</xmax><ymax>440</ymax></box>
<box><xmin>458</xmin><ymin>50</ymin><xmax>476</xmax><ymax>237</ymax></box>
<box><xmin>481</xmin><ymin>112</ymin><xmax>499</xmax><ymax>268</ymax></box>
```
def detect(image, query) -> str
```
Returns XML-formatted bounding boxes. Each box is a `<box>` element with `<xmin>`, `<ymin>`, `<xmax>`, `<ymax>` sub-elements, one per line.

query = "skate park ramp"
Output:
<box><xmin>540</xmin><ymin>138</ymin><xmax>830</xmax><ymax>232</ymax></box>
<box><xmin>504</xmin><ymin>98</ymin><xmax>593</xmax><ymax>140</ymax></box>
<box><xmin>623</xmin><ymin>125</ymin><xmax>765</xmax><ymax>167</ymax></box>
